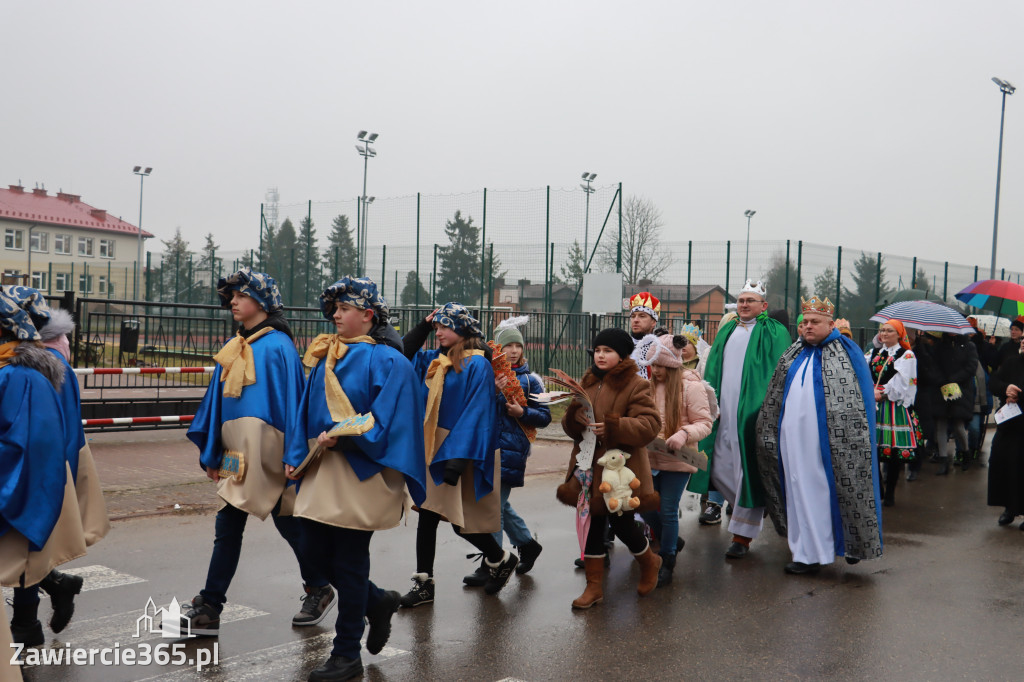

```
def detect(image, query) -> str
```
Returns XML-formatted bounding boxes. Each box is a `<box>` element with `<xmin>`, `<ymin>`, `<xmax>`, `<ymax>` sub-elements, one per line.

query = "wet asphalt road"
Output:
<box><xmin>9</xmin><ymin>455</ymin><xmax>1024</xmax><ymax>682</ymax></box>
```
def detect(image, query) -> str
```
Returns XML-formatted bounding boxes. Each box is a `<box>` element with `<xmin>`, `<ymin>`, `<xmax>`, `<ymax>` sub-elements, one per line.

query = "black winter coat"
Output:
<box><xmin>918</xmin><ymin>336</ymin><xmax>978</xmax><ymax>421</ymax></box>
<box><xmin>497</xmin><ymin>361</ymin><xmax>551</xmax><ymax>488</ymax></box>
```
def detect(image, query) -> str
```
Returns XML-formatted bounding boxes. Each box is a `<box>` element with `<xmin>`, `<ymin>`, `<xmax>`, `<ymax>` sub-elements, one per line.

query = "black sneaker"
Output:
<box><xmin>462</xmin><ymin>554</ymin><xmax>488</xmax><ymax>587</ymax></box>
<box><xmin>308</xmin><ymin>654</ymin><xmax>363</xmax><ymax>682</ymax></box>
<box><xmin>10</xmin><ymin>619</ymin><xmax>44</xmax><ymax>647</ymax></box>
<box><xmin>399</xmin><ymin>573</ymin><xmax>434</xmax><ymax>608</ymax></box>
<box><xmin>39</xmin><ymin>569</ymin><xmax>84</xmax><ymax>634</ymax></box>
<box><xmin>484</xmin><ymin>552</ymin><xmax>519</xmax><ymax>595</ymax></box>
<box><xmin>365</xmin><ymin>590</ymin><xmax>401</xmax><ymax>655</ymax></box>
<box><xmin>699</xmin><ymin>503</ymin><xmax>722</xmax><ymax>525</ymax></box>
<box><xmin>180</xmin><ymin>595</ymin><xmax>220</xmax><ymax>637</ymax></box>
<box><xmin>293</xmin><ymin>584</ymin><xmax>337</xmax><ymax>627</ymax></box>
<box><xmin>515</xmin><ymin>539</ymin><xmax>543</xmax><ymax>574</ymax></box>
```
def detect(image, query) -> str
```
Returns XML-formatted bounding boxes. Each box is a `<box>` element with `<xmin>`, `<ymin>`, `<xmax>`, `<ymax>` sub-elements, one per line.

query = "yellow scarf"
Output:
<box><xmin>423</xmin><ymin>349</ymin><xmax>485</xmax><ymax>464</ymax></box>
<box><xmin>0</xmin><ymin>340</ymin><xmax>19</xmax><ymax>369</ymax></box>
<box><xmin>213</xmin><ymin>327</ymin><xmax>273</xmax><ymax>398</ymax></box>
<box><xmin>303</xmin><ymin>333</ymin><xmax>376</xmax><ymax>423</ymax></box>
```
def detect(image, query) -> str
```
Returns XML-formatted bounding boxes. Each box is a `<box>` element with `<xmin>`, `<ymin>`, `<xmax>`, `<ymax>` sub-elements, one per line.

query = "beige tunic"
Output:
<box><xmin>418</xmin><ymin>428</ymin><xmax>501</xmax><ymax>534</ymax></box>
<box><xmin>292</xmin><ymin>439</ymin><xmax>410</xmax><ymax>531</ymax></box>
<box><xmin>215</xmin><ymin>417</ymin><xmax>295</xmax><ymax>519</ymax></box>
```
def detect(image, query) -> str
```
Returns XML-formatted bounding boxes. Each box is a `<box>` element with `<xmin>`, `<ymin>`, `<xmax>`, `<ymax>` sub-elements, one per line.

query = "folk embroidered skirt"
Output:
<box><xmin>875</xmin><ymin>400</ymin><xmax>920</xmax><ymax>461</ymax></box>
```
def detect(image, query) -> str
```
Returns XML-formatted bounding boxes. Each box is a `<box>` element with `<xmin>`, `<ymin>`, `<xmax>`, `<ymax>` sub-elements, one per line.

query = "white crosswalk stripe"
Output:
<box><xmin>2</xmin><ymin>564</ymin><xmax>145</xmax><ymax>602</ymax></box>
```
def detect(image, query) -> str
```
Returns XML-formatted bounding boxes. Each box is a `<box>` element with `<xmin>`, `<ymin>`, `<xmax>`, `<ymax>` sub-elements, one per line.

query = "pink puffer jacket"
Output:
<box><xmin>648</xmin><ymin>369</ymin><xmax>713</xmax><ymax>473</ymax></box>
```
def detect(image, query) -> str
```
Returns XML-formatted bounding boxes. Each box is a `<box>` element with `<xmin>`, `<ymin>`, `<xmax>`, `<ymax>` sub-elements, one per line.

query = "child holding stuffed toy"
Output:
<box><xmin>398</xmin><ymin>303</ymin><xmax>518</xmax><ymax>608</ymax></box>
<box><xmin>557</xmin><ymin>327</ymin><xmax>661</xmax><ymax>609</ymax></box>
<box><xmin>463</xmin><ymin>316</ymin><xmax>551</xmax><ymax>587</ymax></box>
<box><xmin>637</xmin><ymin>333</ymin><xmax>714</xmax><ymax>587</ymax></box>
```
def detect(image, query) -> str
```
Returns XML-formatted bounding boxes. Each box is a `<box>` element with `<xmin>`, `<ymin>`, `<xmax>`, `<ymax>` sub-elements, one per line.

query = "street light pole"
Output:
<box><xmin>991</xmin><ymin>77</ymin><xmax>1015</xmax><ymax>280</ymax></box>
<box><xmin>580</xmin><ymin>172</ymin><xmax>597</xmax><ymax>269</ymax></box>
<box><xmin>743</xmin><ymin>209</ymin><xmax>756</xmax><ymax>281</ymax></box>
<box><xmin>355</xmin><ymin>131</ymin><xmax>378</xmax><ymax>277</ymax></box>
<box><xmin>132</xmin><ymin>166</ymin><xmax>152</xmax><ymax>300</ymax></box>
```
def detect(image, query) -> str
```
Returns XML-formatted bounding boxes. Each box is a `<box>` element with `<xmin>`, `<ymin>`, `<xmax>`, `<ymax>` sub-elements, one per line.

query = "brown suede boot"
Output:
<box><xmin>571</xmin><ymin>557</ymin><xmax>605</xmax><ymax>609</ymax></box>
<box><xmin>635</xmin><ymin>546</ymin><xmax>662</xmax><ymax>596</ymax></box>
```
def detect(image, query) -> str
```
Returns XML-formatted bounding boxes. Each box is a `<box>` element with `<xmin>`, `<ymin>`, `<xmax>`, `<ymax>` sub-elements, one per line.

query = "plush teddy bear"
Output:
<box><xmin>597</xmin><ymin>449</ymin><xmax>641</xmax><ymax>515</ymax></box>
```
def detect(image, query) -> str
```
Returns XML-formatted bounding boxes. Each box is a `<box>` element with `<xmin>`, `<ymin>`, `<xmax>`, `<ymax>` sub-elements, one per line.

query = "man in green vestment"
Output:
<box><xmin>689</xmin><ymin>280</ymin><xmax>792</xmax><ymax>559</ymax></box>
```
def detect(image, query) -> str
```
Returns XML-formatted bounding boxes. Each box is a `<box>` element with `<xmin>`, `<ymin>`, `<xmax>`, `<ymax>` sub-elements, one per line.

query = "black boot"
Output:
<box><xmin>462</xmin><ymin>554</ymin><xmax>489</xmax><ymax>587</ymax></box>
<box><xmin>656</xmin><ymin>553</ymin><xmax>676</xmax><ymax>588</ymax></box>
<box><xmin>38</xmin><ymin>569</ymin><xmax>84</xmax><ymax>633</ymax></box>
<box><xmin>10</xmin><ymin>601</ymin><xmax>44</xmax><ymax>647</ymax></box>
<box><xmin>959</xmin><ymin>451</ymin><xmax>971</xmax><ymax>471</ymax></box>
<box><xmin>515</xmin><ymin>539</ymin><xmax>543</xmax><ymax>575</ymax></box>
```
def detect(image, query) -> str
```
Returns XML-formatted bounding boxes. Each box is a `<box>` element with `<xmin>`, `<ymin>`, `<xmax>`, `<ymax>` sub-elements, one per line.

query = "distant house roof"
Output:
<box><xmin>0</xmin><ymin>184</ymin><xmax>154</xmax><ymax>238</ymax></box>
<box><xmin>631</xmin><ymin>283</ymin><xmax>733</xmax><ymax>304</ymax></box>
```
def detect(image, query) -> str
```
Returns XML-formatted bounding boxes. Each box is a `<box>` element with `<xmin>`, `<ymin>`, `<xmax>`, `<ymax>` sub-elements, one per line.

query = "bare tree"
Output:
<box><xmin>598</xmin><ymin>196</ymin><xmax>672</xmax><ymax>284</ymax></box>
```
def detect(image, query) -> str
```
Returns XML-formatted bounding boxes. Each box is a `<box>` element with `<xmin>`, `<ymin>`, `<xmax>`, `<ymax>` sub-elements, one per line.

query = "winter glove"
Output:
<box><xmin>443</xmin><ymin>458</ymin><xmax>468</xmax><ymax>486</ymax></box>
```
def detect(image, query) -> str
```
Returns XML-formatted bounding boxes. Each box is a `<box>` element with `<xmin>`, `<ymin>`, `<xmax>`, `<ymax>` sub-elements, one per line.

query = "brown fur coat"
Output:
<box><xmin>556</xmin><ymin>358</ymin><xmax>661</xmax><ymax>515</ymax></box>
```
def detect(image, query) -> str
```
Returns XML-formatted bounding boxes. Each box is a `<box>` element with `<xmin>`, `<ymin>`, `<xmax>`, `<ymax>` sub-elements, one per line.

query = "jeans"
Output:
<box><xmin>967</xmin><ymin>413</ymin><xmax>983</xmax><ymax>451</ymax></box>
<box><xmin>935</xmin><ymin>417</ymin><xmax>969</xmax><ymax>460</ymax></box>
<box><xmin>299</xmin><ymin>519</ymin><xmax>385</xmax><ymax>659</ymax></box>
<box><xmin>641</xmin><ymin>470</ymin><xmax>691</xmax><ymax>557</ymax></box>
<box><xmin>491</xmin><ymin>483</ymin><xmax>533</xmax><ymax>548</ymax></box>
<box><xmin>200</xmin><ymin>498</ymin><xmax>326</xmax><ymax>611</ymax></box>
<box><xmin>708</xmin><ymin>490</ymin><xmax>725</xmax><ymax>506</ymax></box>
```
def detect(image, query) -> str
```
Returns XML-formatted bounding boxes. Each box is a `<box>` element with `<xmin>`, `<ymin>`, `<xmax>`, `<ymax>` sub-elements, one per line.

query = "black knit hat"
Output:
<box><xmin>590</xmin><ymin>327</ymin><xmax>634</xmax><ymax>361</ymax></box>
<box><xmin>1011</xmin><ymin>320</ymin><xmax>1024</xmax><ymax>333</ymax></box>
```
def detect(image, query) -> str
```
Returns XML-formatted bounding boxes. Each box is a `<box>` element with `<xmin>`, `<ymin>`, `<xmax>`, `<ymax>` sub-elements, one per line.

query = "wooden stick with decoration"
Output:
<box><xmin>487</xmin><ymin>342</ymin><xmax>535</xmax><ymax>441</ymax></box>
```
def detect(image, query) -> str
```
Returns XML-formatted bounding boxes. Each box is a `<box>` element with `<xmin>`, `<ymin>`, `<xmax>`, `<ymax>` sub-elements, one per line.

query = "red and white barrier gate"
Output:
<box><xmin>73</xmin><ymin>366</ymin><xmax>215</xmax><ymax>375</ymax></box>
<box><xmin>82</xmin><ymin>415</ymin><xmax>195</xmax><ymax>427</ymax></box>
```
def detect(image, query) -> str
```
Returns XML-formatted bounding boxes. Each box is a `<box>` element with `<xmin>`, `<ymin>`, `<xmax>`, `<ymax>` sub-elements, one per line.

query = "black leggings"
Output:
<box><xmin>584</xmin><ymin>512</ymin><xmax>648</xmax><ymax>556</ymax></box>
<box><xmin>415</xmin><ymin>508</ymin><xmax>504</xmax><ymax>575</ymax></box>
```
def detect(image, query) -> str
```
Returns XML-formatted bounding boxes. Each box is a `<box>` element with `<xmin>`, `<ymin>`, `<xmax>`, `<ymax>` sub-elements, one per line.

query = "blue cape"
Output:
<box><xmin>285</xmin><ymin>342</ymin><xmax>428</xmax><ymax>505</ymax></box>
<box><xmin>413</xmin><ymin>349</ymin><xmax>499</xmax><ymax>501</ymax></box>
<box><xmin>777</xmin><ymin>329</ymin><xmax>882</xmax><ymax>556</ymax></box>
<box><xmin>188</xmin><ymin>330</ymin><xmax>305</xmax><ymax>471</ymax></box>
<box><xmin>48</xmin><ymin>349</ymin><xmax>86</xmax><ymax>480</ymax></box>
<box><xmin>0</xmin><ymin>364</ymin><xmax>68</xmax><ymax>550</ymax></box>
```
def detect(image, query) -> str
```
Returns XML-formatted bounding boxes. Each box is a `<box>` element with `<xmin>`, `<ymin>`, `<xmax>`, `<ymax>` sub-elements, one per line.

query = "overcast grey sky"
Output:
<box><xmin>4</xmin><ymin>0</ymin><xmax>1023</xmax><ymax>270</ymax></box>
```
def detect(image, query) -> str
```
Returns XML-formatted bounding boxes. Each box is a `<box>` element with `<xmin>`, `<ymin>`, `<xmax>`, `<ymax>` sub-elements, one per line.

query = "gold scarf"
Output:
<box><xmin>0</xmin><ymin>340</ymin><xmax>19</xmax><ymax>369</ymax></box>
<box><xmin>303</xmin><ymin>333</ymin><xmax>376</xmax><ymax>423</ymax></box>
<box><xmin>213</xmin><ymin>327</ymin><xmax>274</xmax><ymax>399</ymax></box>
<box><xmin>423</xmin><ymin>349</ymin><xmax>485</xmax><ymax>464</ymax></box>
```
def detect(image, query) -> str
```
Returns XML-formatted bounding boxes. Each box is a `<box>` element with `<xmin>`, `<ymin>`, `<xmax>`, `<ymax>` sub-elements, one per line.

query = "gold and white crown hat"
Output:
<box><xmin>800</xmin><ymin>295</ymin><xmax>835</xmax><ymax>318</ymax></box>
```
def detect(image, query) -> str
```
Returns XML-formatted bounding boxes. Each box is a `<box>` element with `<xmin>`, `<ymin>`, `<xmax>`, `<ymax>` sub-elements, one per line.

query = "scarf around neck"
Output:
<box><xmin>304</xmin><ymin>333</ymin><xmax>376</xmax><ymax>423</ymax></box>
<box><xmin>213</xmin><ymin>327</ymin><xmax>273</xmax><ymax>398</ymax></box>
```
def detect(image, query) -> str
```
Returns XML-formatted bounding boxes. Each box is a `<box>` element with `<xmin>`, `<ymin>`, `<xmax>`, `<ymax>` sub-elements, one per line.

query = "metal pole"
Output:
<box><xmin>835</xmin><ymin>246</ymin><xmax>842</xmax><ymax>315</ymax></box>
<box><xmin>943</xmin><ymin>261</ymin><xmax>949</xmax><ymax>300</ymax></box>
<box><xmin>415</xmin><ymin>192</ymin><xmax>421</xmax><ymax>308</ymax></box>
<box><xmin>259</xmin><ymin>203</ymin><xmax>264</xmax><ymax>268</ymax></box>
<box><xmin>784</xmin><ymin>240</ymin><xmax>790</xmax><ymax>305</ymax></box>
<box><xmin>480</xmin><ymin>188</ymin><xmax>487</xmax><ymax>306</ymax></box>
<box><xmin>381</xmin><ymin>245</ymin><xmax>386</xmax><ymax>296</ymax></box>
<box><xmin>488</xmin><ymin>243</ymin><xmax>494</xmax><ymax>309</ymax></box>
<box><xmin>724</xmin><ymin>241</ymin><xmax>731</xmax><ymax>301</ymax></box>
<box><xmin>911</xmin><ymin>256</ymin><xmax>917</xmax><ymax>289</ymax></box>
<box><xmin>794</xmin><ymin>241</ymin><xmax>803</xmax><ymax>316</ymax></box>
<box><xmin>616</xmin><ymin>183</ymin><xmax>623</xmax><ymax>273</ymax></box>
<box><xmin>744</xmin><ymin>214</ymin><xmax>751</xmax><ymax>281</ymax></box>
<box><xmin>875</xmin><ymin>252</ymin><xmax>882</xmax><ymax>305</ymax></box>
<box><xmin>355</xmin><ymin>200</ymin><xmax>362</xmax><ymax>277</ymax></box>
<box><xmin>135</xmin><ymin>173</ymin><xmax>145</xmax><ymax>300</ymax></box>
<box><xmin>306</xmin><ymin>200</ymin><xmax>312</xmax><ymax>304</ymax></box>
<box><xmin>584</xmin><ymin>181</ymin><xmax>591</xmax><ymax>268</ymax></box>
<box><xmin>686</xmin><ymin>241</ymin><xmax>692</xmax><ymax>321</ymax></box>
<box><xmin>361</xmin><ymin>148</ymin><xmax>369</xmax><ymax>278</ymax></box>
<box><xmin>432</xmin><ymin>244</ymin><xmax>438</xmax><ymax>307</ymax></box>
<box><xmin>544</xmin><ymin>186</ymin><xmax>550</xmax><ymax>289</ymax></box>
<box><xmin>991</xmin><ymin>88</ymin><xmax>1011</xmax><ymax>279</ymax></box>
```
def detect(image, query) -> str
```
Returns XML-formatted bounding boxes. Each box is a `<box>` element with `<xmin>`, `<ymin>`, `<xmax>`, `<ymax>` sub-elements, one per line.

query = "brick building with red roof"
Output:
<box><xmin>1</xmin><ymin>182</ymin><xmax>153</xmax><ymax>298</ymax></box>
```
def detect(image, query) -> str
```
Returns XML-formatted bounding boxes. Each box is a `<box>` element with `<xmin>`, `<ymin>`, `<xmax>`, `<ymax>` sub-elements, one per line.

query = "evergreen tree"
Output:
<box><xmin>197</xmin><ymin>232</ymin><xmax>220</xmax><ymax>305</ymax></box>
<box><xmin>295</xmin><ymin>216</ymin><xmax>319</xmax><ymax>306</ymax></box>
<box><xmin>842</xmin><ymin>252</ymin><xmax>894</xmax><ymax>330</ymax></box>
<box><xmin>436</xmin><ymin>210</ymin><xmax>482</xmax><ymax>304</ymax></box>
<box><xmin>560</xmin><ymin>240</ymin><xmax>586</xmax><ymax>288</ymax></box>
<box><xmin>761</xmin><ymin>253</ymin><xmax>807</xmax><ymax>320</ymax></box>
<box><xmin>913</xmin><ymin>267</ymin><xmax>930</xmax><ymax>291</ymax></box>
<box><xmin>152</xmin><ymin>227</ymin><xmax>194</xmax><ymax>303</ymax></box>
<box><xmin>401</xmin><ymin>270</ymin><xmax>430</xmax><ymax>307</ymax></box>
<box><xmin>812</xmin><ymin>266</ymin><xmax>837</xmax><ymax>303</ymax></box>
<box><xmin>268</xmin><ymin>218</ymin><xmax>298</xmax><ymax>304</ymax></box>
<box><xmin>322</xmin><ymin>214</ymin><xmax>357</xmax><ymax>282</ymax></box>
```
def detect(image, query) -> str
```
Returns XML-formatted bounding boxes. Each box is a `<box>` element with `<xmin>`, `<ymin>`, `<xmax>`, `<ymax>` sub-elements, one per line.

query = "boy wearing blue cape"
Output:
<box><xmin>284</xmin><ymin>277</ymin><xmax>427</xmax><ymax>682</ymax></box>
<box><xmin>181</xmin><ymin>269</ymin><xmax>333</xmax><ymax>636</ymax></box>
<box><xmin>756</xmin><ymin>295</ymin><xmax>883</xmax><ymax>575</ymax></box>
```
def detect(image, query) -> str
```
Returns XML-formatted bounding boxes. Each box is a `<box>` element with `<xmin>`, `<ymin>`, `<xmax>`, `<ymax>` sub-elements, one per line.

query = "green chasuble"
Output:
<box><xmin>688</xmin><ymin>312</ymin><xmax>792</xmax><ymax>507</ymax></box>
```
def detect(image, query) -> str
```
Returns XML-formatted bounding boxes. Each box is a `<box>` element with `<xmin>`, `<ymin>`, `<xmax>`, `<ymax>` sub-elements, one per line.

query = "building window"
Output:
<box><xmin>54</xmin><ymin>234</ymin><xmax>72</xmax><ymax>255</ymax></box>
<box><xmin>55</xmin><ymin>273</ymin><xmax>71</xmax><ymax>291</ymax></box>
<box><xmin>78</xmin><ymin>274</ymin><xmax>93</xmax><ymax>293</ymax></box>
<box><xmin>78</xmin><ymin>237</ymin><xmax>94</xmax><ymax>257</ymax></box>
<box><xmin>4</xmin><ymin>228</ymin><xmax>24</xmax><ymax>250</ymax></box>
<box><xmin>30</xmin><ymin>231</ymin><xmax>48</xmax><ymax>253</ymax></box>
<box><xmin>31</xmin><ymin>272</ymin><xmax>48</xmax><ymax>290</ymax></box>
<box><xmin>99</xmin><ymin>239</ymin><xmax>116</xmax><ymax>259</ymax></box>
<box><xmin>98</xmin><ymin>275</ymin><xmax>109</xmax><ymax>295</ymax></box>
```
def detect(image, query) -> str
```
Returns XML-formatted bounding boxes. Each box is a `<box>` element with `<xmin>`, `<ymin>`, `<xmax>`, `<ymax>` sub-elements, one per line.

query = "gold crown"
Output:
<box><xmin>801</xmin><ymin>295</ymin><xmax>835</xmax><ymax>318</ymax></box>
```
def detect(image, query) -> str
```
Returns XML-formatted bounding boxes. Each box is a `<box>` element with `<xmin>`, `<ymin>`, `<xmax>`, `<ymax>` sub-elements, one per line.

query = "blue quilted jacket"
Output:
<box><xmin>498</xmin><ymin>361</ymin><xmax>551</xmax><ymax>487</ymax></box>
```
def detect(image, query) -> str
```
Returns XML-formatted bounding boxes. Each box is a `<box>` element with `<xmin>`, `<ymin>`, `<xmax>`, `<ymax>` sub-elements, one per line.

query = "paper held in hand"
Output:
<box><xmin>647</xmin><ymin>437</ymin><xmax>709</xmax><ymax>471</ymax></box>
<box><xmin>994</xmin><ymin>401</ymin><xmax>1021</xmax><ymax>425</ymax></box>
<box><xmin>531</xmin><ymin>368</ymin><xmax>597</xmax><ymax>470</ymax></box>
<box><xmin>292</xmin><ymin>413</ymin><xmax>376</xmax><ymax>477</ymax></box>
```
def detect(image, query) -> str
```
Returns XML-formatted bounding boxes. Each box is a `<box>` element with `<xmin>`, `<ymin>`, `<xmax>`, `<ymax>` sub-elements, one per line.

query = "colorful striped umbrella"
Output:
<box><xmin>955</xmin><ymin>280</ymin><xmax>1024</xmax><ymax>317</ymax></box>
<box><xmin>870</xmin><ymin>301</ymin><xmax>974</xmax><ymax>335</ymax></box>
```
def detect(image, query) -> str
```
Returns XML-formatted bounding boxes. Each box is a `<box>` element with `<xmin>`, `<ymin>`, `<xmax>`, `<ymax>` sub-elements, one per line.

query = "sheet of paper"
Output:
<box><xmin>647</xmin><ymin>437</ymin><xmax>709</xmax><ymax>471</ymax></box>
<box><xmin>994</xmin><ymin>401</ymin><xmax>1022</xmax><ymax>424</ymax></box>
